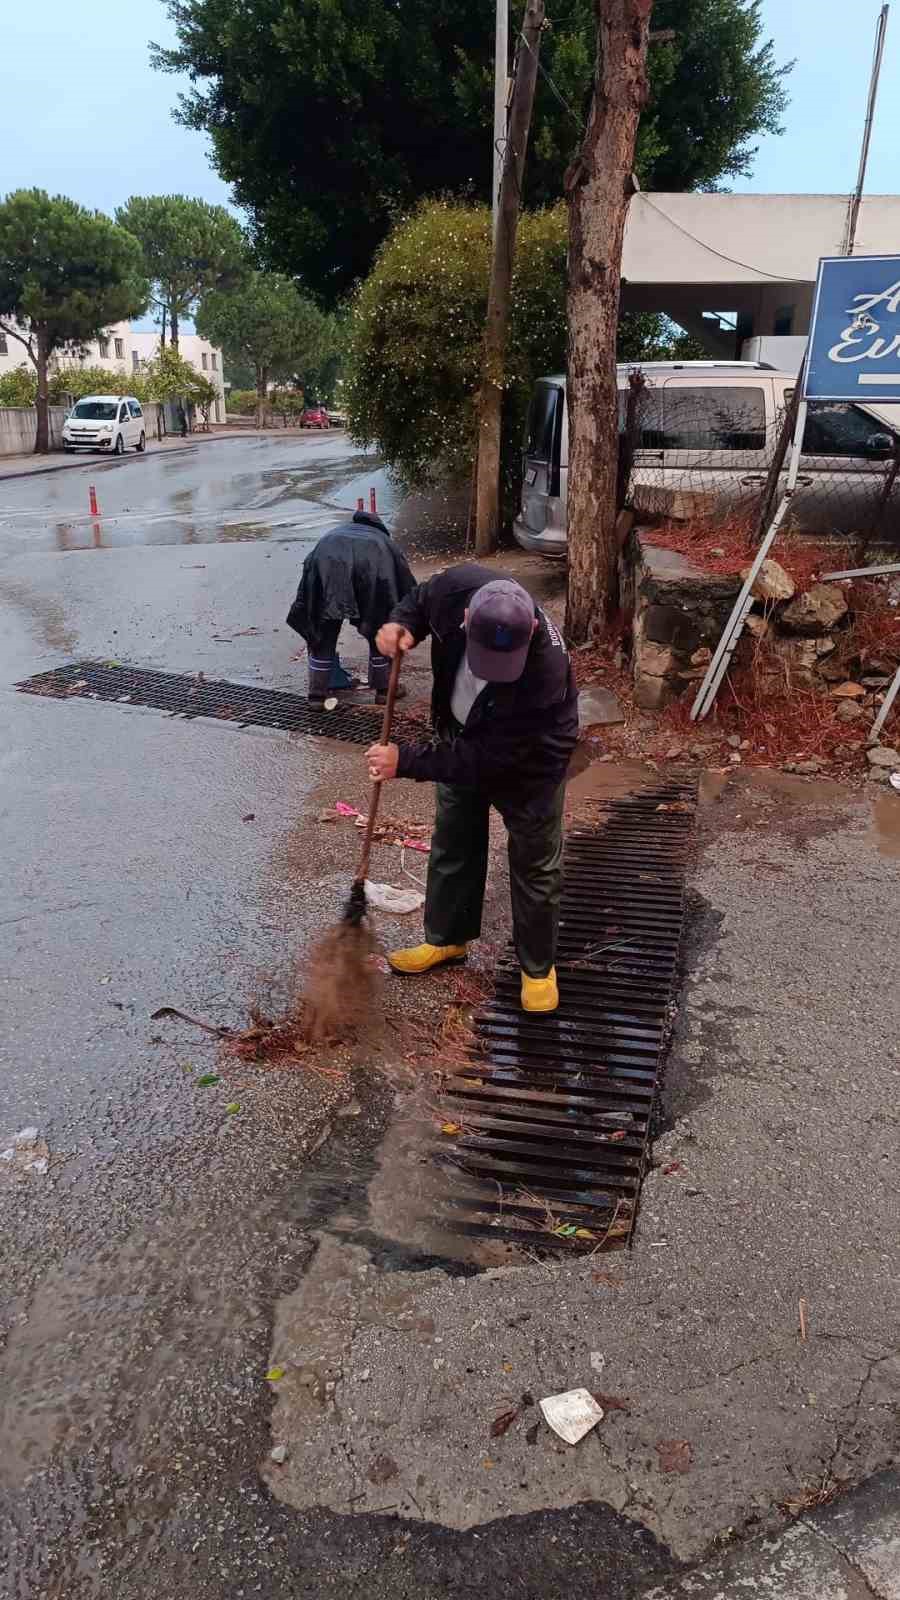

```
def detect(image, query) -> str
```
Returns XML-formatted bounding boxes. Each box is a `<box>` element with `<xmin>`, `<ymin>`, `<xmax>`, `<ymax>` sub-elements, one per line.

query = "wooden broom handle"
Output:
<box><xmin>355</xmin><ymin>650</ymin><xmax>403</xmax><ymax>885</ymax></box>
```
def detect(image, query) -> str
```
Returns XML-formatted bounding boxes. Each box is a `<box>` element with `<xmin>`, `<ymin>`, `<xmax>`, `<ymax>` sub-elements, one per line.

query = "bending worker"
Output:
<box><xmin>287</xmin><ymin>509</ymin><xmax>415</xmax><ymax>706</ymax></box>
<box><xmin>367</xmin><ymin>563</ymin><xmax>578</xmax><ymax>1014</ymax></box>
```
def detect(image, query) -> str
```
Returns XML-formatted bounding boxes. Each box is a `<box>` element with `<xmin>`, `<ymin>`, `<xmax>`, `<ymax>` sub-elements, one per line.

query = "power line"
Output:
<box><xmin>636</xmin><ymin>193</ymin><xmax>815</xmax><ymax>285</ymax></box>
<box><xmin>518</xmin><ymin>30</ymin><xmax>583</xmax><ymax>130</ymax></box>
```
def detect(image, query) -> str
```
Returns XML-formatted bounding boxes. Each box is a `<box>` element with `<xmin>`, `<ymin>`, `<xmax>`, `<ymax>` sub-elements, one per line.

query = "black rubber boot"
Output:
<box><xmin>369</xmin><ymin>656</ymin><xmax>391</xmax><ymax>702</ymax></box>
<box><xmin>307</xmin><ymin>664</ymin><xmax>332</xmax><ymax>708</ymax></box>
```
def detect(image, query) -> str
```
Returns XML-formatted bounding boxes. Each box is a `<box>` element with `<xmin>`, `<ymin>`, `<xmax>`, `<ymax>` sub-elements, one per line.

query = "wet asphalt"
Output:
<box><xmin>0</xmin><ymin>435</ymin><xmax>676</xmax><ymax>1599</ymax></box>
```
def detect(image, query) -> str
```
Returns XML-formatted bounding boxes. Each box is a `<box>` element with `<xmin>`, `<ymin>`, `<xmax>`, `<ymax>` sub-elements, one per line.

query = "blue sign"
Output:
<box><xmin>805</xmin><ymin>255</ymin><xmax>900</xmax><ymax>402</ymax></box>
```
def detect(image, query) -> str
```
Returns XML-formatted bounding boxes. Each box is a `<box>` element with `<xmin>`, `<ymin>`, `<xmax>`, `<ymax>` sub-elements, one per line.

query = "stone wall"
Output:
<box><xmin>621</xmin><ymin>533</ymin><xmax>742</xmax><ymax>709</ymax></box>
<box><xmin>621</xmin><ymin>531</ymin><xmax>875</xmax><ymax>711</ymax></box>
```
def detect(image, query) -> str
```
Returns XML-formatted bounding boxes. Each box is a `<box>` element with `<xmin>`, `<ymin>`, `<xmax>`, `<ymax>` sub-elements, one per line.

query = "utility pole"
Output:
<box><xmin>757</xmin><ymin>3</ymin><xmax>890</xmax><ymax>539</ymax></box>
<box><xmin>843</xmin><ymin>3</ymin><xmax>889</xmax><ymax>255</ymax></box>
<box><xmin>475</xmin><ymin>0</ymin><xmax>546</xmax><ymax>557</ymax></box>
<box><xmin>493</xmin><ymin>0</ymin><xmax>509</xmax><ymax>240</ymax></box>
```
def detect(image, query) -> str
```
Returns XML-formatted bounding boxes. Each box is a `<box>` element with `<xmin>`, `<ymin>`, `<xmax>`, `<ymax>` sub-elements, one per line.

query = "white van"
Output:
<box><xmin>63</xmin><ymin>395</ymin><xmax>146</xmax><ymax>456</ymax></box>
<box><xmin>513</xmin><ymin>362</ymin><xmax>900</xmax><ymax>557</ymax></box>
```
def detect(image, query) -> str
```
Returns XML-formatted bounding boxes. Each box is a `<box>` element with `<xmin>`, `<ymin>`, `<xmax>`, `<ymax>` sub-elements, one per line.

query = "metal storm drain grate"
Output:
<box><xmin>435</xmin><ymin>782</ymin><xmax>696</xmax><ymax>1254</ymax></box>
<box><xmin>15</xmin><ymin>660</ymin><xmax>428</xmax><ymax>747</ymax></box>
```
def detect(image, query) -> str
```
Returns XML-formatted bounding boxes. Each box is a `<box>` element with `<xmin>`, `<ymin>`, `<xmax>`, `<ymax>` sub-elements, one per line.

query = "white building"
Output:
<box><xmin>620</xmin><ymin>191</ymin><xmax>900</xmax><ymax>367</ymax></box>
<box><xmin>0</xmin><ymin>320</ymin><xmax>227</xmax><ymax>422</ymax></box>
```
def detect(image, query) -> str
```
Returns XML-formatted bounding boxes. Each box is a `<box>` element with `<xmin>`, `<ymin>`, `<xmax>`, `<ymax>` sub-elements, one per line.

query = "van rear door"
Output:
<box><xmin>519</xmin><ymin>381</ymin><xmax>563</xmax><ymax>536</ymax></box>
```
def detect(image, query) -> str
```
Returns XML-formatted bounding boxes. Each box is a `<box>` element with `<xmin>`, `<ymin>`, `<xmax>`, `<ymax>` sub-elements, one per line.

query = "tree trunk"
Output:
<box><xmin>170</xmin><ymin>302</ymin><xmax>179</xmax><ymax>351</ymax></box>
<box><xmin>34</xmin><ymin>331</ymin><xmax>51</xmax><ymax>455</ymax></box>
<box><xmin>255</xmin><ymin>367</ymin><xmax>268</xmax><ymax>429</ymax></box>
<box><xmin>161</xmin><ymin>306</ymin><xmax>168</xmax><ymax>346</ymax></box>
<box><xmin>474</xmin><ymin>0</ymin><xmax>546</xmax><ymax>557</ymax></box>
<box><xmin>564</xmin><ymin>0</ymin><xmax>652</xmax><ymax>643</ymax></box>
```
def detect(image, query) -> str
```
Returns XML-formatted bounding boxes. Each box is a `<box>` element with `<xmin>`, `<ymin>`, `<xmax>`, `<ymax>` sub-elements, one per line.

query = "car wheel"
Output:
<box><xmin>136</xmin><ymin>432</ymin><xmax>146</xmax><ymax>453</ymax></box>
<box><xmin>114</xmin><ymin>433</ymin><xmax>125</xmax><ymax>456</ymax></box>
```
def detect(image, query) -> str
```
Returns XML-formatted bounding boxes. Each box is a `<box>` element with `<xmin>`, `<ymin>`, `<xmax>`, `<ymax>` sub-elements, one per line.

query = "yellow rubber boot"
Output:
<box><xmin>388</xmin><ymin>942</ymin><xmax>468</xmax><ymax>976</ymax></box>
<box><xmin>521</xmin><ymin>967</ymin><xmax>559</xmax><ymax>1013</ymax></box>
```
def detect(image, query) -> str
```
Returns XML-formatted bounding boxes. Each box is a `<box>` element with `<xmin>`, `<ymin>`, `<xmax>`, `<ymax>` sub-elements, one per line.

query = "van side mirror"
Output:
<box><xmin>867</xmin><ymin>431</ymin><xmax>894</xmax><ymax>457</ymax></box>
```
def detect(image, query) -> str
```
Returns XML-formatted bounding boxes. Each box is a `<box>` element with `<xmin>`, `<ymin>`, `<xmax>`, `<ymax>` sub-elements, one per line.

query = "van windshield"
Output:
<box><xmin>71</xmin><ymin>400</ymin><xmax>117</xmax><ymax>420</ymax></box>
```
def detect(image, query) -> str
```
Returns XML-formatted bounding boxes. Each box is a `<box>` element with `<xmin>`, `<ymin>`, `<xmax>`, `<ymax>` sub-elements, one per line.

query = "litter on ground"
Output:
<box><xmin>539</xmin><ymin>1388</ymin><xmax>605</xmax><ymax>1445</ymax></box>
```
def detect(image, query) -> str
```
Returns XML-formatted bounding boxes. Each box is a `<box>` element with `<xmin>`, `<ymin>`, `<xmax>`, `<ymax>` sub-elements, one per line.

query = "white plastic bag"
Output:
<box><xmin>364</xmin><ymin>880</ymin><xmax>426</xmax><ymax>915</ymax></box>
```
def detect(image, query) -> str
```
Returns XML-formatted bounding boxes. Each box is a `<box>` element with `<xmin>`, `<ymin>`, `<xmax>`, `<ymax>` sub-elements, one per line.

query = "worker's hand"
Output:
<box><xmin>367</xmin><ymin>742</ymin><xmax>399</xmax><ymax>783</ymax></box>
<box><xmin>376</xmin><ymin>623</ymin><xmax>415</xmax><ymax>658</ymax></box>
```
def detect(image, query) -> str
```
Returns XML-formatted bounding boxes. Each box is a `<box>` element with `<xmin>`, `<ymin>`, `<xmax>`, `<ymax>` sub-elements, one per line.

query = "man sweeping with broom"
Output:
<box><xmin>366</xmin><ymin>564</ymin><xmax>579</xmax><ymax>1015</ymax></box>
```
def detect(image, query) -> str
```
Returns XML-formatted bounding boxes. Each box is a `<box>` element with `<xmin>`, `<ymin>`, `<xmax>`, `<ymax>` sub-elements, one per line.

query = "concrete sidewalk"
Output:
<box><xmin>643</xmin><ymin>1469</ymin><xmax>900</xmax><ymax>1597</ymax></box>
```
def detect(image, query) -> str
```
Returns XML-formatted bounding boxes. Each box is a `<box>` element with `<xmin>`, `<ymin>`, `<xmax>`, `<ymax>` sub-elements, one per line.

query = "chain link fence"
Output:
<box><xmin>620</xmin><ymin>371</ymin><xmax>900</xmax><ymax>548</ymax></box>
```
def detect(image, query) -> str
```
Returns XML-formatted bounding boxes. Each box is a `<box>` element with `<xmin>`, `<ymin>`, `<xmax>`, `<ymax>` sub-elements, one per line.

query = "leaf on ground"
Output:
<box><xmin>662</xmin><ymin>1161</ymin><xmax>683</xmax><ymax>1175</ymax></box>
<box><xmin>490</xmin><ymin>1408</ymin><xmax>519</xmax><ymax>1438</ymax></box>
<box><xmin>265</xmin><ymin>1366</ymin><xmax>285</xmax><ymax>1382</ymax></box>
<box><xmin>441</xmin><ymin>1122</ymin><xmax>461</xmax><ymax>1136</ymax></box>
<box><xmin>367</xmin><ymin>1453</ymin><xmax>398</xmax><ymax>1485</ymax></box>
<box><xmin>656</xmin><ymin>1439</ymin><xmax>692</xmax><ymax>1474</ymax></box>
<box><xmin>552</xmin><ymin>1223</ymin><xmax>578</xmax><ymax>1238</ymax></box>
<box><xmin>196</xmin><ymin>1073</ymin><xmax>220</xmax><ymax>1087</ymax></box>
<box><xmin>224</xmin><ymin>1102</ymin><xmax>240</xmax><ymax>1114</ymax></box>
<box><xmin>575</xmin><ymin>1228</ymin><xmax>596</xmax><ymax>1240</ymax></box>
<box><xmin>592</xmin><ymin>1271</ymin><xmax>622</xmax><ymax>1287</ymax></box>
<box><xmin>594</xmin><ymin>1391</ymin><xmax>631</xmax><ymax>1414</ymax></box>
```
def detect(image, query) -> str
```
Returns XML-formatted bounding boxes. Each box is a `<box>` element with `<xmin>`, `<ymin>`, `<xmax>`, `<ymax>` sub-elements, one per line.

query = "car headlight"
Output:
<box><xmin>100</xmin><ymin>424</ymin><xmax>113</xmax><ymax>433</ymax></box>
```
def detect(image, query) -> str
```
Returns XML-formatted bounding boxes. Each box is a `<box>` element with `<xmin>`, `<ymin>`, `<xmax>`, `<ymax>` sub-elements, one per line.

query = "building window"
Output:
<box><xmin>211</xmin><ymin>352</ymin><xmax>218</xmax><ymax>371</ymax></box>
<box><xmin>114</xmin><ymin>337</ymin><xmax>124</xmax><ymax>359</ymax></box>
<box><xmin>132</xmin><ymin>350</ymin><xmax>140</xmax><ymax>371</ymax></box>
<box><xmin>774</xmin><ymin>305</ymin><xmax>795</xmax><ymax>337</ymax></box>
<box><xmin>98</xmin><ymin>336</ymin><xmax>109</xmax><ymax>358</ymax></box>
<box><xmin>201</xmin><ymin>352</ymin><xmax>208</xmax><ymax>370</ymax></box>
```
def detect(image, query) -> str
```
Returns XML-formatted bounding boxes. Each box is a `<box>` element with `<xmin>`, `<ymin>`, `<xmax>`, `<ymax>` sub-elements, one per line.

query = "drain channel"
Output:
<box><xmin>435</xmin><ymin>783</ymin><xmax>695</xmax><ymax>1253</ymax></box>
<box><xmin>15</xmin><ymin>660</ymin><xmax>428</xmax><ymax>747</ymax></box>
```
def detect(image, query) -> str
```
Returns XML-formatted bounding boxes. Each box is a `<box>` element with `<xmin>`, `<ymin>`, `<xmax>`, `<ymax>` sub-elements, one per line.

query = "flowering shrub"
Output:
<box><xmin>345</xmin><ymin>200</ymin><xmax>567</xmax><ymax>512</ymax></box>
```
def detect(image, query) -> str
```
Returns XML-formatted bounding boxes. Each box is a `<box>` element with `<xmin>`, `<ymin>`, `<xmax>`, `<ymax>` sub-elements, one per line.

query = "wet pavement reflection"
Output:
<box><xmin>0</xmin><ymin>433</ymin><xmax>396</xmax><ymax>554</ymax></box>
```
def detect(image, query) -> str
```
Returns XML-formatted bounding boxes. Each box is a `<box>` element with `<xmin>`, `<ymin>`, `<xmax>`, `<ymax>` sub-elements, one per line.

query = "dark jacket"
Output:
<box><xmin>286</xmin><ymin>512</ymin><xmax>416</xmax><ymax>643</ymax></box>
<box><xmin>390</xmin><ymin>563</ymin><xmax>579</xmax><ymax>812</ymax></box>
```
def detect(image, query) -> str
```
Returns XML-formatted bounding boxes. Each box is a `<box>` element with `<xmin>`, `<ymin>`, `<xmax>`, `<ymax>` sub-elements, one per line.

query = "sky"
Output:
<box><xmin>0</xmin><ymin>0</ymin><xmax>898</xmax><ymax>218</ymax></box>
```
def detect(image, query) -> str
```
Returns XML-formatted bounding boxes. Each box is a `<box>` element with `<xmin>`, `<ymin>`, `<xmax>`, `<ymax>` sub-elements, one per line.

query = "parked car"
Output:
<box><xmin>513</xmin><ymin>362</ymin><xmax>900</xmax><ymax>557</ymax></box>
<box><xmin>63</xmin><ymin>395</ymin><xmax>146</xmax><ymax>456</ymax></box>
<box><xmin>300</xmin><ymin>406</ymin><xmax>331</xmax><ymax>429</ymax></box>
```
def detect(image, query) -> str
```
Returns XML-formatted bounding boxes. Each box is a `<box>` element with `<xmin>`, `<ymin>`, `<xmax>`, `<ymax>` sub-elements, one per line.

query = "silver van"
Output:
<box><xmin>513</xmin><ymin>362</ymin><xmax>900</xmax><ymax>557</ymax></box>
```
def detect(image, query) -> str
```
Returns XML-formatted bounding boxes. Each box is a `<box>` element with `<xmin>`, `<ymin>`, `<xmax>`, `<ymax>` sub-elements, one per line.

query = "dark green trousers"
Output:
<box><xmin>424</xmin><ymin>783</ymin><xmax>566</xmax><ymax>978</ymax></box>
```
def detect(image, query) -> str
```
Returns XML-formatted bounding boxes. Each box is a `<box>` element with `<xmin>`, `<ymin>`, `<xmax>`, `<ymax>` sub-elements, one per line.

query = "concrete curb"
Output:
<box><xmin>641</xmin><ymin>1470</ymin><xmax>900</xmax><ymax>1598</ymax></box>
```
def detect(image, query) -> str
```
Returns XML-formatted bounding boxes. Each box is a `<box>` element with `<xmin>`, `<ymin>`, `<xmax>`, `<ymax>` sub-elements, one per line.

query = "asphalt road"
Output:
<box><xmin>3</xmin><ymin>434</ymin><xmax>897</xmax><ymax>1598</ymax></box>
<box><xmin>0</xmin><ymin>434</ymin><xmax>675</xmax><ymax>1599</ymax></box>
<box><xmin>0</xmin><ymin>431</ymin><xmax>398</xmax><ymax>557</ymax></box>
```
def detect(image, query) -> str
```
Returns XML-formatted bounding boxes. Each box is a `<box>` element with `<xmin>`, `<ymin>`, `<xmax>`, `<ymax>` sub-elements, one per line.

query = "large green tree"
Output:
<box><xmin>0</xmin><ymin>190</ymin><xmax>148</xmax><ymax>451</ymax></box>
<box><xmin>115</xmin><ymin>194</ymin><xmax>247</xmax><ymax>348</ymax></box>
<box><xmin>196</xmin><ymin>272</ymin><xmax>330</xmax><ymax>425</ymax></box>
<box><xmin>155</xmin><ymin>0</ymin><xmax>788</xmax><ymax>302</ymax></box>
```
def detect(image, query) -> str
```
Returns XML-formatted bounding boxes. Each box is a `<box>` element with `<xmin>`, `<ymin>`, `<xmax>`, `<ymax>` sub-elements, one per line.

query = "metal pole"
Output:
<box><xmin>493</xmin><ymin>0</ymin><xmax>509</xmax><ymax>240</ymax></box>
<box><xmin>843</xmin><ymin>3</ymin><xmax>889</xmax><ymax>255</ymax></box>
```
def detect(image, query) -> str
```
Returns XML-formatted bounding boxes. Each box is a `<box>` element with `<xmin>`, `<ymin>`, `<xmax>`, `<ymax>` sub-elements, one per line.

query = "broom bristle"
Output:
<box><xmin>299</xmin><ymin>917</ymin><xmax>379</xmax><ymax>1043</ymax></box>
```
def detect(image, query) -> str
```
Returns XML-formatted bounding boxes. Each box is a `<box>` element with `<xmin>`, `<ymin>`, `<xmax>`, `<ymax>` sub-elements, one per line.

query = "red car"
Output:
<box><xmin>301</xmin><ymin>406</ymin><xmax>331</xmax><ymax>429</ymax></box>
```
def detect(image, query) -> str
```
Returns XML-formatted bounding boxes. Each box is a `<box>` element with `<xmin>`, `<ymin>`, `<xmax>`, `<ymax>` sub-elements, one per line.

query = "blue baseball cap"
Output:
<box><xmin>466</xmin><ymin>579</ymin><xmax>536</xmax><ymax>682</ymax></box>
